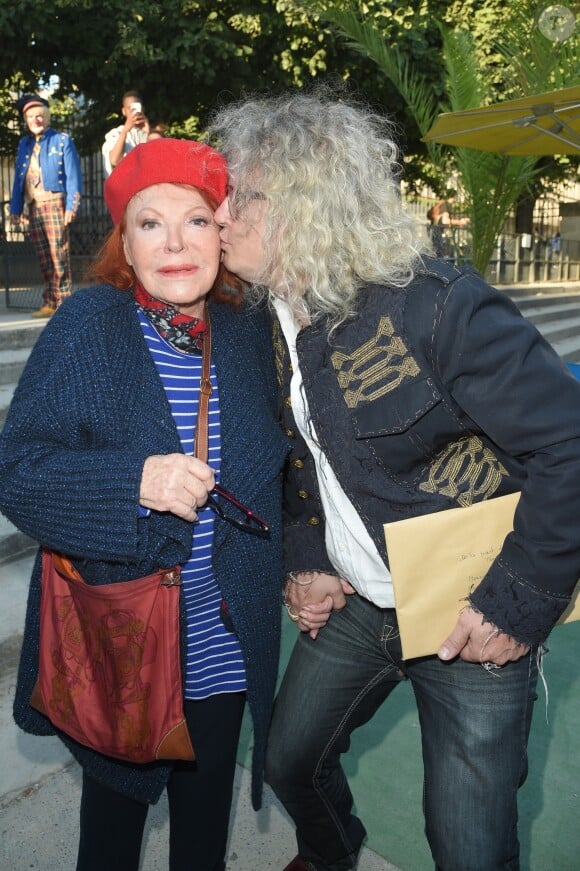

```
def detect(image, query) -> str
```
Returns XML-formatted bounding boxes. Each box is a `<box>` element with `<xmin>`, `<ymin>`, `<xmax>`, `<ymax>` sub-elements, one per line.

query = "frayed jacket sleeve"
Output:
<box><xmin>421</xmin><ymin>271</ymin><xmax>580</xmax><ymax>643</ymax></box>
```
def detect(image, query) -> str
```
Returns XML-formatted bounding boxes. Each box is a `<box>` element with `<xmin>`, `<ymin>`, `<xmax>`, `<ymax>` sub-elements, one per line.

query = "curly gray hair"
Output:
<box><xmin>208</xmin><ymin>88</ymin><xmax>430</xmax><ymax>327</ymax></box>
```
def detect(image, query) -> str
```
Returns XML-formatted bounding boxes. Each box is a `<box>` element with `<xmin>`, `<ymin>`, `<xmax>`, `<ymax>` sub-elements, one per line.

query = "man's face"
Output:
<box><xmin>214</xmin><ymin>187</ymin><xmax>268</xmax><ymax>285</ymax></box>
<box><xmin>24</xmin><ymin>106</ymin><xmax>50</xmax><ymax>137</ymax></box>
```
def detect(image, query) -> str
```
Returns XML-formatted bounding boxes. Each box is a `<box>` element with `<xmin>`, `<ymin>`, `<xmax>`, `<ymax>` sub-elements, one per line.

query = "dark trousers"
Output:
<box><xmin>266</xmin><ymin>595</ymin><xmax>538</xmax><ymax>871</ymax></box>
<box><xmin>76</xmin><ymin>692</ymin><xmax>246</xmax><ymax>871</ymax></box>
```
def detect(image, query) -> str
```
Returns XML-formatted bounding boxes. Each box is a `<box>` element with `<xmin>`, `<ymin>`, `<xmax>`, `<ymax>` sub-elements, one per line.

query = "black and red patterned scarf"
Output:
<box><xmin>134</xmin><ymin>282</ymin><xmax>207</xmax><ymax>353</ymax></box>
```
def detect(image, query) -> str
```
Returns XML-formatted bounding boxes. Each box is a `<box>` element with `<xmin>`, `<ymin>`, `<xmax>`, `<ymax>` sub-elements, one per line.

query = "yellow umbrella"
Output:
<box><xmin>423</xmin><ymin>85</ymin><xmax>580</xmax><ymax>155</ymax></box>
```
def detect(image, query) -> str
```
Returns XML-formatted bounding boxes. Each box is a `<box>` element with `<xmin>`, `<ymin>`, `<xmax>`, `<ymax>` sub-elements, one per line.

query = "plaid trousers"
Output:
<box><xmin>28</xmin><ymin>197</ymin><xmax>72</xmax><ymax>307</ymax></box>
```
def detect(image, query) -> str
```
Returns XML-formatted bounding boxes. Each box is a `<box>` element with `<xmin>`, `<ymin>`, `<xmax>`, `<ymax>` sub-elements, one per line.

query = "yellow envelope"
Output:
<box><xmin>384</xmin><ymin>492</ymin><xmax>580</xmax><ymax>660</ymax></box>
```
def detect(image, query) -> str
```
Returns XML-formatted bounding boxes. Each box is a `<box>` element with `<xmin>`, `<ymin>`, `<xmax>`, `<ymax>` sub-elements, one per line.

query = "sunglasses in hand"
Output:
<box><xmin>206</xmin><ymin>483</ymin><xmax>270</xmax><ymax>538</ymax></box>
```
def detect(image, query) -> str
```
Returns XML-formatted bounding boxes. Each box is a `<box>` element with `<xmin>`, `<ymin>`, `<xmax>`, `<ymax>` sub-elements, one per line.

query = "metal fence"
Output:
<box><xmin>486</xmin><ymin>233</ymin><xmax>580</xmax><ymax>285</ymax></box>
<box><xmin>427</xmin><ymin>225</ymin><xmax>580</xmax><ymax>285</ymax></box>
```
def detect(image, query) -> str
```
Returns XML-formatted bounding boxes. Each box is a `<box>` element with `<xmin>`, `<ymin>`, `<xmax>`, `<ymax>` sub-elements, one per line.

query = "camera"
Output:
<box><xmin>130</xmin><ymin>102</ymin><xmax>142</xmax><ymax>115</ymax></box>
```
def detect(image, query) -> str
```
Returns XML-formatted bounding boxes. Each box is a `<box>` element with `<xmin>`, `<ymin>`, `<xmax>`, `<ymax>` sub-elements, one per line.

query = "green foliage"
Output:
<box><xmin>439</xmin><ymin>27</ymin><xmax>485</xmax><ymax>112</ymax></box>
<box><xmin>0</xmin><ymin>0</ymin><xmax>344</xmax><ymax>153</ymax></box>
<box><xmin>2</xmin><ymin>0</ymin><xmax>577</xmax><ymax>271</ymax></box>
<box><xmin>2</xmin><ymin>0</ymin><xmax>400</xmax><ymax>159</ymax></box>
<box><xmin>297</xmin><ymin>0</ymin><xmax>580</xmax><ymax>272</ymax></box>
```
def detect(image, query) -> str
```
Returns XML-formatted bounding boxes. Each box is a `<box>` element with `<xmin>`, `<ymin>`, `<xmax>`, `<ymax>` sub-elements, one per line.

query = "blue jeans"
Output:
<box><xmin>266</xmin><ymin>594</ymin><xmax>538</xmax><ymax>871</ymax></box>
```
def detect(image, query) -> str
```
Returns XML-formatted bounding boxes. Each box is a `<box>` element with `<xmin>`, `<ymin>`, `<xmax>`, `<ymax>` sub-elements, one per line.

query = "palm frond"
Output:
<box><xmin>303</xmin><ymin>4</ymin><xmax>443</xmax><ymax>160</ymax></box>
<box><xmin>456</xmin><ymin>149</ymin><xmax>539</xmax><ymax>271</ymax></box>
<box><xmin>439</xmin><ymin>26</ymin><xmax>485</xmax><ymax>111</ymax></box>
<box><xmin>296</xmin><ymin>1</ymin><xmax>569</xmax><ymax>274</ymax></box>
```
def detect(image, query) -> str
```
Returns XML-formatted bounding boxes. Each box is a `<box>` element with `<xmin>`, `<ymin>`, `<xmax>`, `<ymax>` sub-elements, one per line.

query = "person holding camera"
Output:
<box><xmin>102</xmin><ymin>90</ymin><xmax>149</xmax><ymax>177</ymax></box>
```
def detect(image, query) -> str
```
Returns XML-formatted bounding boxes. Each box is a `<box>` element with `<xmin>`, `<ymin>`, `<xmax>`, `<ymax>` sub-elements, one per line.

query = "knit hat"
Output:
<box><xmin>104</xmin><ymin>138</ymin><xmax>228</xmax><ymax>225</ymax></box>
<box><xmin>17</xmin><ymin>94</ymin><xmax>49</xmax><ymax>114</ymax></box>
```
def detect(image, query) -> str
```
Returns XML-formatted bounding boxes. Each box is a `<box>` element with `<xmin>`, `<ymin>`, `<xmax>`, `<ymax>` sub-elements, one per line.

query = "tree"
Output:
<box><xmin>296</xmin><ymin>0</ymin><xmax>580</xmax><ymax>272</ymax></box>
<box><xmin>0</xmin><ymin>0</ymin><xmax>399</xmax><ymax>155</ymax></box>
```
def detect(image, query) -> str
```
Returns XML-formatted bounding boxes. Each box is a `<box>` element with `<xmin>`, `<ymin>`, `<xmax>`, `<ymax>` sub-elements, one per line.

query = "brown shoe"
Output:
<box><xmin>282</xmin><ymin>858</ymin><xmax>318</xmax><ymax>871</ymax></box>
<box><xmin>31</xmin><ymin>305</ymin><xmax>56</xmax><ymax>318</ymax></box>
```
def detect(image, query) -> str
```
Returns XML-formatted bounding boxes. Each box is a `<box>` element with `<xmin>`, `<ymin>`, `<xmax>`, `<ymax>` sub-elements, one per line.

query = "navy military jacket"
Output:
<box><xmin>275</xmin><ymin>259</ymin><xmax>580</xmax><ymax>646</ymax></box>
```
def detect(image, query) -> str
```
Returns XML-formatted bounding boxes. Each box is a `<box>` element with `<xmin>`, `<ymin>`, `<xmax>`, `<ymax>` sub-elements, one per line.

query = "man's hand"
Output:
<box><xmin>284</xmin><ymin>571</ymin><xmax>356</xmax><ymax>639</ymax></box>
<box><xmin>64</xmin><ymin>210</ymin><xmax>76</xmax><ymax>226</ymax></box>
<box><xmin>9</xmin><ymin>214</ymin><xmax>21</xmax><ymax>227</ymax></box>
<box><xmin>438</xmin><ymin>607</ymin><xmax>529</xmax><ymax>665</ymax></box>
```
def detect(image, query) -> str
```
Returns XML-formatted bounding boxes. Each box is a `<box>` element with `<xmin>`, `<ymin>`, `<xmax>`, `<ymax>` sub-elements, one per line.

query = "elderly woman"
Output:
<box><xmin>0</xmin><ymin>138</ymin><xmax>288</xmax><ymax>871</ymax></box>
<box><xmin>209</xmin><ymin>92</ymin><xmax>580</xmax><ymax>871</ymax></box>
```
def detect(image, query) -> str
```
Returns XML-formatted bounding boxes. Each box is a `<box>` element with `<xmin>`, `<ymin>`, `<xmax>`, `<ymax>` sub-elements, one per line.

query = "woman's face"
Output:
<box><xmin>123</xmin><ymin>183</ymin><xmax>221</xmax><ymax>318</ymax></box>
<box><xmin>214</xmin><ymin>187</ymin><xmax>267</xmax><ymax>285</ymax></box>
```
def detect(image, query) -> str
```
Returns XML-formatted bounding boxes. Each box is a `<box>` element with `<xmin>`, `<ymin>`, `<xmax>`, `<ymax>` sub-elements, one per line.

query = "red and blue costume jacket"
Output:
<box><xmin>10</xmin><ymin>126</ymin><xmax>82</xmax><ymax>216</ymax></box>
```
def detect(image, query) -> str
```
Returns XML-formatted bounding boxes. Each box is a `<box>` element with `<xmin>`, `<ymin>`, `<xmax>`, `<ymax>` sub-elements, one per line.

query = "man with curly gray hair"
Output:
<box><xmin>209</xmin><ymin>89</ymin><xmax>580</xmax><ymax>871</ymax></box>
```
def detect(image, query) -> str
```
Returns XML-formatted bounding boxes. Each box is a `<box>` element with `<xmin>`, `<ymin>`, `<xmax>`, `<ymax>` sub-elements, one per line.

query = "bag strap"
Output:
<box><xmin>193</xmin><ymin>306</ymin><xmax>212</xmax><ymax>463</ymax></box>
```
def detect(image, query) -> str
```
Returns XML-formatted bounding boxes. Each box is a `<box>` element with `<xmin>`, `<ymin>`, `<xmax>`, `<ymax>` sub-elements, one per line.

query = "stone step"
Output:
<box><xmin>509</xmin><ymin>290</ymin><xmax>580</xmax><ymax>306</ymax></box>
<box><xmin>550</xmin><ymin>335</ymin><xmax>580</xmax><ymax>362</ymax></box>
<box><xmin>0</xmin><ymin>322</ymin><xmax>44</xmax><ymax>352</ymax></box>
<box><xmin>0</xmin><ymin>348</ymin><xmax>31</xmax><ymax>386</ymax></box>
<box><xmin>516</xmin><ymin>302</ymin><xmax>580</xmax><ymax>325</ymax></box>
<box><xmin>0</xmin><ymin>515</ymin><xmax>35</xmax><ymax>565</ymax></box>
<box><xmin>0</xmin><ymin>385</ymin><xmax>15</xmax><ymax>428</ymax></box>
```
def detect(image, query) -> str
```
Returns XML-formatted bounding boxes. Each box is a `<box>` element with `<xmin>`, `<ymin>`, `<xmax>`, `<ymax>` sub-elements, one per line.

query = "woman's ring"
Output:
<box><xmin>285</xmin><ymin>603</ymin><xmax>300</xmax><ymax>623</ymax></box>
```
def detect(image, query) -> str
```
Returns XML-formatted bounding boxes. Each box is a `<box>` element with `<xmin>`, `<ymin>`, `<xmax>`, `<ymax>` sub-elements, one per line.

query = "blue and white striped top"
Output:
<box><xmin>138</xmin><ymin>309</ymin><xmax>246</xmax><ymax>700</ymax></box>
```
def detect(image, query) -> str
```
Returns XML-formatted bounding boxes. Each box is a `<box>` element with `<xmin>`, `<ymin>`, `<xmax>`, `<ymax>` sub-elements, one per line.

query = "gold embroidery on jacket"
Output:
<box><xmin>331</xmin><ymin>317</ymin><xmax>420</xmax><ymax>409</ymax></box>
<box><xmin>419</xmin><ymin>435</ymin><xmax>507</xmax><ymax>506</ymax></box>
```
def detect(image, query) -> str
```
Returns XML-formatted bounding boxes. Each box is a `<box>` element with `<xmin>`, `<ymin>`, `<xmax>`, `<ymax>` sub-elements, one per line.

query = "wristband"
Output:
<box><xmin>286</xmin><ymin>571</ymin><xmax>313</xmax><ymax>587</ymax></box>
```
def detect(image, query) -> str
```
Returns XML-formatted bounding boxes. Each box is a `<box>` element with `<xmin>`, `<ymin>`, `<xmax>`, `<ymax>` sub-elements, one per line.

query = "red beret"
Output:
<box><xmin>104</xmin><ymin>138</ymin><xmax>227</xmax><ymax>225</ymax></box>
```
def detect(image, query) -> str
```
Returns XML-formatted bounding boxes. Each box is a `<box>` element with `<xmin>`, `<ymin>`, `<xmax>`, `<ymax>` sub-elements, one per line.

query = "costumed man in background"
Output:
<box><xmin>10</xmin><ymin>94</ymin><xmax>82</xmax><ymax>318</ymax></box>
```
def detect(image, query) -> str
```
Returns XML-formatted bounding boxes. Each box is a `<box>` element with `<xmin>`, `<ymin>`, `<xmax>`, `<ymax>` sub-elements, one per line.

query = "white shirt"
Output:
<box><xmin>101</xmin><ymin>125</ymin><xmax>148</xmax><ymax>177</ymax></box>
<box><xmin>274</xmin><ymin>299</ymin><xmax>395</xmax><ymax>608</ymax></box>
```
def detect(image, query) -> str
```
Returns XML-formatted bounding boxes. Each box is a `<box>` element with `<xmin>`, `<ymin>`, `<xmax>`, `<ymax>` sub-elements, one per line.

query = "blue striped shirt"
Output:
<box><xmin>138</xmin><ymin>309</ymin><xmax>246</xmax><ymax>699</ymax></box>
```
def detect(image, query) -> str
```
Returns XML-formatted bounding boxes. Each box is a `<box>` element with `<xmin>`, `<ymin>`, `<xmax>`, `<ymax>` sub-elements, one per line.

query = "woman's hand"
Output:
<box><xmin>139</xmin><ymin>454</ymin><xmax>215</xmax><ymax>522</ymax></box>
<box><xmin>284</xmin><ymin>571</ymin><xmax>356</xmax><ymax>639</ymax></box>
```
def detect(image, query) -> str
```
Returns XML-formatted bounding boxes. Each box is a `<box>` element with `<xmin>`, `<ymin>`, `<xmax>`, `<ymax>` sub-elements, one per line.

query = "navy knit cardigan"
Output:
<box><xmin>0</xmin><ymin>285</ymin><xmax>289</xmax><ymax>807</ymax></box>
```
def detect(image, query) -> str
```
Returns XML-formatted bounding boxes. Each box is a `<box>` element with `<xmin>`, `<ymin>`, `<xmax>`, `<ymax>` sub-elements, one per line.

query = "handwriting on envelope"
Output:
<box><xmin>384</xmin><ymin>493</ymin><xmax>579</xmax><ymax>660</ymax></box>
